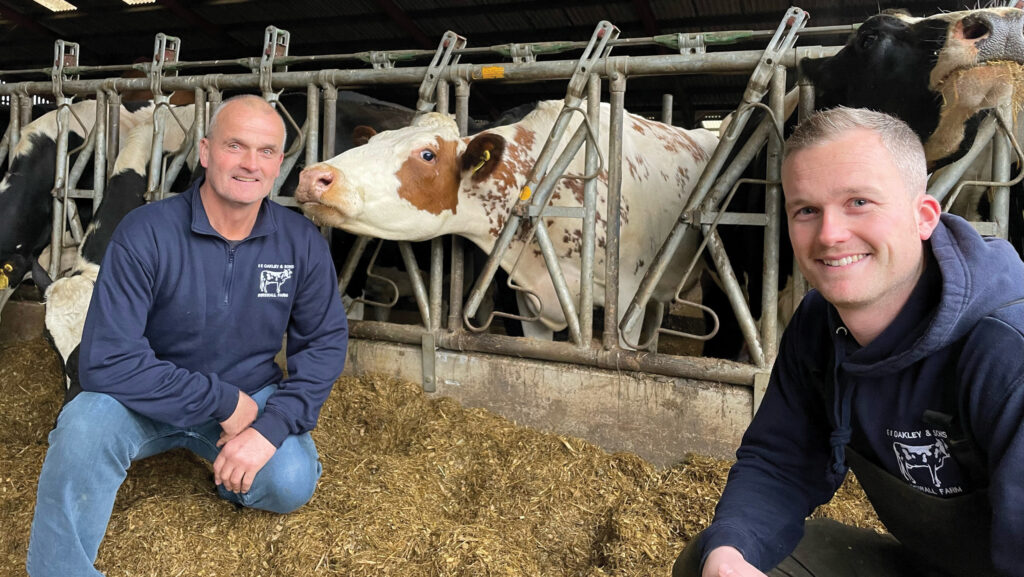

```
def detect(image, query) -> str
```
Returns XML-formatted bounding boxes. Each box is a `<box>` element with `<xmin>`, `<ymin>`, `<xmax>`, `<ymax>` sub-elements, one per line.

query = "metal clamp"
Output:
<box><xmin>368</xmin><ymin>50</ymin><xmax>395</xmax><ymax>69</ymax></box>
<box><xmin>260</xmin><ymin>26</ymin><xmax>290</xmax><ymax>100</ymax></box>
<box><xmin>565</xmin><ymin>21</ymin><xmax>618</xmax><ymax>103</ymax></box>
<box><xmin>51</xmin><ymin>40</ymin><xmax>79</xmax><ymax>103</ymax></box>
<box><xmin>150</xmin><ymin>33</ymin><xmax>181</xmax><ymax>101</ymax></box>
<box><xmin>415</xmin><ymin>30</ymin><xmax>466</xmax><ymax>116</ymax></box>
<box><xmin>743</xmin><ymin>7</ymin><xmax>807</xmax><ymax>105</ymax></box>
<box><xmin>509</xmin><ymin>43</ymin><xmax>536</xmax><ymax>64</ymax></box>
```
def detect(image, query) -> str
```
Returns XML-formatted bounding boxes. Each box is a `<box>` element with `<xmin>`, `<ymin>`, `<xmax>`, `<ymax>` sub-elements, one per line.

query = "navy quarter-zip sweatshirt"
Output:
<box><xmin>699</xmin><ymin>214</ymin><xmax>1024</xmax><ymax>575</ymax></box>
<box><xmin>78</xmin><ymin>179</ymin><xmax>348</xmax><ymax>448</ymax></box>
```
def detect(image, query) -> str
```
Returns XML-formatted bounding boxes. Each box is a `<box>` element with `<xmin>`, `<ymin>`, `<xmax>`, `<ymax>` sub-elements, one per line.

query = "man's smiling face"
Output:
<box><xmin>199</xmin><ymin>98</ymin><xmax>285</xmax><ymax>209</ymax></box>
<box><xmin>783</xmin><ymin>127</ymin><xmax>939</xmax><ymax>317</ymax></box>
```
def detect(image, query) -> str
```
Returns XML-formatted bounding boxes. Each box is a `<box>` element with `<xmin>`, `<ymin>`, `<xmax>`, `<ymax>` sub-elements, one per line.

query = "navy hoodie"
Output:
<box><xmin>700</xmin><ymin>214</ymin><xmax>1024</xmax><ymax>574</ymax></box>
<box><xmin>78</xmin><ymin>180</ymin><xmax>348</xmax><ymax>448</ymax></box>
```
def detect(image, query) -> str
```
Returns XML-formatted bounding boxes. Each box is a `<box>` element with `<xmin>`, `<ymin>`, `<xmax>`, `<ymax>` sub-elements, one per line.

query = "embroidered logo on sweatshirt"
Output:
<box><xmin>258</xmin><ymin>264</ymin><xmax>293</xmax><ymax>298</ymax></box>
<box><xmin>886</xmin><ymin>428</ymin><xmax>962</xmax><ymax>495</ymax></box>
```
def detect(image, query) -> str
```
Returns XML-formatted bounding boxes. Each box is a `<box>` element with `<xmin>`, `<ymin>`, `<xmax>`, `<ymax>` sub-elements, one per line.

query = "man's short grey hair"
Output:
<box><xmin>783</xmin><ymin>106</ymin><xmax>928</xmax><ymax>195</ymax></box>
<box><xmin>206</xmin><ymin>94</ymin><xmax>287</xmax><ymax>149</ymax></box>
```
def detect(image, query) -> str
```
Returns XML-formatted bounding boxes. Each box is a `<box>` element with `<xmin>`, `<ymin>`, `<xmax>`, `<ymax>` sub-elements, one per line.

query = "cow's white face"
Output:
<box><xmin>297</xmin><ymin>113</ymin><xmax>468</xmax><ymax>241</ymax></box>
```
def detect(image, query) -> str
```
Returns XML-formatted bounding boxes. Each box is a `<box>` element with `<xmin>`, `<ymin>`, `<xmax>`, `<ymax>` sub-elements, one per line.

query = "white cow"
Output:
<box><xmin>295</xmin><ymin>101</ymin><xmax>718</xmax><ymax>346</ymax></box>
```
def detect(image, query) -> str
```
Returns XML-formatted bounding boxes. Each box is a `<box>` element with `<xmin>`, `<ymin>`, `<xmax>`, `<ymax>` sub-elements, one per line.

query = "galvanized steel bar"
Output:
<box><xmin>321</xmin><ymin>83</ymin><xmax>338</xmax><ymax>159</ymax></box>
<box><xmin>578</xmin><ymin>73</ymin><xmax>601</xmax><ymax>347</ymax></box>
<box><xmin>705</xmin><ymin>228</ymin><xmax>765</xmax><ymax>367</ymax></box>
<box><xmin>661</xmin><ymin>93</ymin><xmax>673</xmax><ymax>124</ymax></box>
<box><xmin>991</xmin><ymin>102</ymin><xmax>1012</xmax><ymax>240</ymax></box>
<box><xmin>49</xmin><ymin>99</ymin><xmax>72</xmax><ymax>281</ymax></box>
<box><xmin>350</xmin><ymin>320</ymin><xmax>758</xmax><ymax>386</ymax></box>
<box><xmin>603</xmin><ymin>65</ymin><xmax>626</xmax><ymax>349</ymax></box>
<box><xmin>305</xmin><ymin>84</ymin><xmax>320</xmax><ymax>170</ymax></box>
<box><xmin>93</xmin><ymin>91</ymin><xmax>108</xmax><ymax>211</ymax></box>
<box><xmin>447</xmin><ymin>78</ymin><xmax>471</xmax><ymax>331</ymax></box>
<box><xmin>929</xmin><ymin>116</ymin><xmax>996</xmax><ymax>205</ymax></box>
<box><xmin>106</xmin><ymin>90</ymin><xmax>121</xmax><ymax>174</ymax></box>
<box><xmin>398</xmin><ymin>240</ymin><xmax>432</xmax><ymax>328</ymax></box>
<box><xmin>761</xmin><ymin>66</ymin><xmax>785</xmax><ymax>364</ymax></box>
<box><xmin>148</xmin><ymin>97</ymin><xmax>170</xmax><ymax>201</ymax></box>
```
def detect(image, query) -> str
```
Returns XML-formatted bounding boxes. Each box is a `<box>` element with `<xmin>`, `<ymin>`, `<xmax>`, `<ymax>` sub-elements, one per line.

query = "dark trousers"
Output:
<box><xmin>673</xmin><ymin>519</ymin><xmax>924</xmax><ymax>577</ymax></box>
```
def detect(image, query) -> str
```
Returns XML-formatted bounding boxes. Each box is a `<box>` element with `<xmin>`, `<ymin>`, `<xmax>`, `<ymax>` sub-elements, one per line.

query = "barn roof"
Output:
<box><xmin>0</xmin><ymin>0</ymin><xmax>1004</xmax><ymax>124</ymax></box>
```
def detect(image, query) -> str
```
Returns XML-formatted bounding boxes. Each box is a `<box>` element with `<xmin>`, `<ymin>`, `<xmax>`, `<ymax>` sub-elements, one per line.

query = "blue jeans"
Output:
<box><xmin>26</xmin><ymin>385</ymin><xmax>322</xmax><ymax>577</ymax></box>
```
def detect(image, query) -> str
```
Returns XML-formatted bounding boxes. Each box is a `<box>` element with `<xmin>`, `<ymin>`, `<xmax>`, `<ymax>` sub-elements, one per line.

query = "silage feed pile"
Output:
<box><xmin>0</xmin><ymin>337</ymin><xmax>880</xmax><ymax>576</ymax></box>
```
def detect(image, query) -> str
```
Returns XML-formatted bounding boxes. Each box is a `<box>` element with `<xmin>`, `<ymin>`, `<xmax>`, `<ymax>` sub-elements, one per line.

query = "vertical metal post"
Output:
<box><xmin>579</xmin><ymin>73</ymin><xmax>601</xmax><ymax>347</ymax></box>
<box><xmin>992</xmin><ymin>102</ymin><xmax>1012</xmax><ymax>240</ymax></box>
<box><xmin>106</xmin><ymin>90</ymin><xmax>121</xmax><ymax>175</ymax></box>
<box><xmin>761</xmin><ymin>66</ymin><xmax>785</xmax><ymax>365</ymax></box>
<box><xmin>305</xmin><ymin>83</ymin><xmax>320</xmax><ymax>169</ymax></box>
<box><xmin>148</xmin><ymin>97</ymin><xmax>170</xmax><ymax>201</ymax></box>
<box><xmin>49</xmin><ymin>100</ymin><xmax>72</xmax><ymax>281</ymax></box>
<box><xmin>191</xmin><ymin>88</ymin><xmax>206</xmax><ymax>170</ymax></box>
<box><xmin>321</xmin><ymin>82</ymin><xmax>338</xmax><ymax>159</ymax></box>
<box><xmin>603</xmin><ymin>64</ymin><xmax>626</xmax><ymax>350</ymax></box>
<box><xmin>93</xmin><ymin>90</ymin><xmax>108</xmax><ymax>212</ymax></box>
<box><xmin>661</xmin><ymin>93</ymin><xmax>673</xmax><ymax>125</ymax></box>
<box><xmin>428</xmin><ymin>79</ymin><xmax>449</xmax><ymax>330</ymax></box>
<box><xmin>448</xmin><ymin>78</ymin><xmax>471</xmax><ymax>331</ymax></box>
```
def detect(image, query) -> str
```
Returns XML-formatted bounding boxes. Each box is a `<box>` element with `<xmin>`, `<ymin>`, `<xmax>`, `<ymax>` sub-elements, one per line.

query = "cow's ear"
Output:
<box><xmin>798</xmin><ymin>56</ymin><xmax>839</xmax><ymax>103</ymax></box>
<box><xmin>352</xmin><ymin>125</ymin><xmax>378</xmax><ymax>147</ymax></box>
<box><xmin>461</xmin><ymin>133</ymin><xmax>505</xmax><ymax>181</ymax></box>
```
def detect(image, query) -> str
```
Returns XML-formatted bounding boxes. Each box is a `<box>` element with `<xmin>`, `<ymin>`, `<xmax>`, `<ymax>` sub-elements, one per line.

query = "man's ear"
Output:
<box><xmin>461</xmin><ymin>133</ymin><xmax>505</xmax><ymax>181</ymax></box>
<box><xmin>917</xmin><ymin>193</ymin><xmax>942</xmax><ymax>240</ymax></box>
<box><xmin>352</xmin><ymin>125</ymin><xmax>378</xmax><ymax>147</ymax></box>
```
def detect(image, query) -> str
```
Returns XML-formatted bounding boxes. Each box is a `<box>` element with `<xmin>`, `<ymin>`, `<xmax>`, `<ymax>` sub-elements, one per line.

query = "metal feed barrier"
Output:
<box><xmin>0</xmin><ymin>8</ymin><xmax>1019</xmax><ymax>408</ymax></box>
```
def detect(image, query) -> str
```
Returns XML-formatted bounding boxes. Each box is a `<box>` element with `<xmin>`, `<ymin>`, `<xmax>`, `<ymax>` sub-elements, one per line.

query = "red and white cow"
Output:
<box><xmin>296</xmin><ymin>101</ymin><xmax>718</xmax><ymax>346</ymax></box>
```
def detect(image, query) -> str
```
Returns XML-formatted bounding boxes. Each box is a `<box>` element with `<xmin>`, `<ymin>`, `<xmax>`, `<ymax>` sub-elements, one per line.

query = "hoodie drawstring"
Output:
<box><xmin>829</xmin><ymin>330</ymin><xmax>856</xmax><ymax>474</ymax></box>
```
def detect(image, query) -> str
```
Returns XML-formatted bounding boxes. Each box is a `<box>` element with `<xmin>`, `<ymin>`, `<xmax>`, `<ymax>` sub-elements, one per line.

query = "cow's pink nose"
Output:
<box><xmin>296</xmin><ymin>165</ymin><xmax>337</xmax><ymax>203</ymax></box>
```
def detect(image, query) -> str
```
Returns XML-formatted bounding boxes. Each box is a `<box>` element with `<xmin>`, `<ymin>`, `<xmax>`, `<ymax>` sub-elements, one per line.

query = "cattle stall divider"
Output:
<box><xmin>2</xmin><ymin>12</ymin><xmax>1015</xmax><ymax>462</ymax></box>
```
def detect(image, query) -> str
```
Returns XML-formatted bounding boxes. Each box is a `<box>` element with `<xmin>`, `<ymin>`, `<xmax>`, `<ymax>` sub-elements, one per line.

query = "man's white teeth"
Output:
<box><xmin>823</xmin><ymin>254</ymin><xmax>865</xmax><ymax>267</ymax></box>
<box><xmin>236</xmin><ymin>177</ymin><xmax>256</xmax><ymax>182</ymax></box>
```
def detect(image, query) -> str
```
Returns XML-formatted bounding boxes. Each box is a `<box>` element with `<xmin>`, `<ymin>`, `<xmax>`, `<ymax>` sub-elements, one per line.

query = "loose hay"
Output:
<box><xmin>0</xmin><ymin>338</ymin><xmax>881</xmax><ymax>576</ymax></box>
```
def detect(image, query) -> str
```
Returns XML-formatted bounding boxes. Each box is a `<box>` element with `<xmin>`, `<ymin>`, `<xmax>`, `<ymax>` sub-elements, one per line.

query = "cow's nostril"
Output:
<box><xmin>962</xmin><ymin>17</ymin><xmax>989</xmax><ymax>40</ymax></box>
<box><xmin>316</xmin><ymin>172</ymin><xmax>334</xmax><ymax>190</ymax></box>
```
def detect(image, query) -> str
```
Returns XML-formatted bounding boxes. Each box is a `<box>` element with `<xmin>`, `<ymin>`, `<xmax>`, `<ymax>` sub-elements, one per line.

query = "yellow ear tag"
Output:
<box><xmin>471</xmin><ymin>149</ymin><xmax>491</xmax><ymax>174</ymax></box>
<box><xmin>519</xmin><ymin>185</ymin><xmax>532</xmax><ymax>201</ymax></box>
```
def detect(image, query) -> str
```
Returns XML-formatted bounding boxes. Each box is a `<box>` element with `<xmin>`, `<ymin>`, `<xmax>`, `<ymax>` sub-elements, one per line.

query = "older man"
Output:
<box><xmin>27</xmin><ymin>95</ymin><xmax>348</xmax><ymax>576</ymax></box>
<box><xmin>674</xmin><ymin>107</ymin><xmax>1024</xmax><ymax>577</ymax></box>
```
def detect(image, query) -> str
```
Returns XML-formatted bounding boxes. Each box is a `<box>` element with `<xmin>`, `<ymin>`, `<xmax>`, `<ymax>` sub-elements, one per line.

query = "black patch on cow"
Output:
<box><xmin>800</xmin><ymin>14</ymin><xmax>947</xmax><ymax>149</ymax></box>
<box><xmin>0</xmin><ymin>130</ymin><xmax>87</xmax><ymax>290</ymax></box>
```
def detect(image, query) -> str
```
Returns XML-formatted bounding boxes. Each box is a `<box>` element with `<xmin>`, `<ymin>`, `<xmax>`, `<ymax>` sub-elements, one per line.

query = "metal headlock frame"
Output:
<box><xmin>1</xmin><ymin>8</ymin><xmax>1019</xmax><ymax>391</ymax></box>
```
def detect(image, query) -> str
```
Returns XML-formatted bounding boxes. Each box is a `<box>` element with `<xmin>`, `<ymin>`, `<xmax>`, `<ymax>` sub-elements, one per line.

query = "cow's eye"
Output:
<box><xmin>420</xmin><ymin>149</ymin><xmax>436</xmax><ymax>162</ymax></box>
<box><xmin>858</xmin><ymin>32</ymin><xmax>878</xmax><ymax>50</ymax></box>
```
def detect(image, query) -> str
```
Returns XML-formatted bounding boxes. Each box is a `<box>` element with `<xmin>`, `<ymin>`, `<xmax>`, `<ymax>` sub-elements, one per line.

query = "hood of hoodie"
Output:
<box><xmin>841</xmin><ymin>213</ymin><xmax>1024</xmax><ymax>376</ymax></box>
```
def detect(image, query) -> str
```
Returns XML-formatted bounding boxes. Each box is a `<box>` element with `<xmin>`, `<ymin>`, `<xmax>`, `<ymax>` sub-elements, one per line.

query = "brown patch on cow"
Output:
<box><xmin>630</xmin><ymin>116</ymin><xmax>711</xmax><ymax>165</ymax></box>
<box><xmin>352</xmin><ymin>125</ymin><xmax>378</xmax><ymax>147</ymax></box>
<box><xmin>462</xmin><ymin>133</ymin><xmax>505</xmax><ymax>181</ymax></box>
<box><xmin>465</xmin><ymin>127</ymin><xmax>540</xmax><ymax>238</ymax></box>
<box><xmin>396</xmin><ymin>137</ymin><xmax>461</xmax><ymax>215</ymax></box>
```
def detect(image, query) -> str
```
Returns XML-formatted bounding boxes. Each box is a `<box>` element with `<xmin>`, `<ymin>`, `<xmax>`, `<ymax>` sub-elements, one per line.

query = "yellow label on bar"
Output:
<box><xmin>480</xmin><ymin>66</ymin><xmax>505</xmax><ymax>79</ymax></box>
<box><xmin>519</xmin><ymin>186</ymin><xmax>532</xmax><ymax>201</ymax></box>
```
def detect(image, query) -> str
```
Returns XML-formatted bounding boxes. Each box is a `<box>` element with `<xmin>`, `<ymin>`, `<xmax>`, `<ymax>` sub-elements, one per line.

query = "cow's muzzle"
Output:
<box><xmin>967</xmin><ymin>9</ymin><xmax>1024</xmax><ymax>62</ymax></box>
<box><xmin>296</xmin><ymin>164</ymin><xmax>340</xmax><ymax>205</ymax></box>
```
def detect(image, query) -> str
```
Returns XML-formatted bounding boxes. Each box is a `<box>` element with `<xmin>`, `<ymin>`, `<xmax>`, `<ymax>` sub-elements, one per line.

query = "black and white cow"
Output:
<box><xmin>0</xmin><ymin>100</ymin><xmax>155</xmax><ymax>294</ymax></box>
<box><xmin>705</xmin><ymin>6</ymin><xmax>1024</xmax><ymax>359</ymax></box>
<box><xmin>43</xmin><ymin>104</ymin><xmax>196</xmax><ymax>391</ymax></box>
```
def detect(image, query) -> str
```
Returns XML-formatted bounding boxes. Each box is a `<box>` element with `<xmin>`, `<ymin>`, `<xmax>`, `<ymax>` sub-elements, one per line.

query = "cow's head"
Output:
<box><xmin>800</xmin><ymin>7</ymin><xmax>1024</xmax><ymax>169</ymax></box>
<box><xmin>296</xmin><ymin>112</ymin><xmax>504</xmax><ymax>241</ymax></box>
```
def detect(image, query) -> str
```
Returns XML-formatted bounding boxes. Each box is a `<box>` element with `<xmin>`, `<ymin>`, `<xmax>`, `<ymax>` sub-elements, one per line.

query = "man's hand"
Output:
<box><xmin>703</xmin><ymin>546</ymin><xmax>767</xmax><ymax>577</ymax></box>
<box><xmin>213</xmin><ymin>427</ymin><xmax>276</xmax><ymax>493</ymax></box>
<box><xmin>219</xmin><ymin>390</ymin><xmax>258</xmax><ymax>446</ymax></box>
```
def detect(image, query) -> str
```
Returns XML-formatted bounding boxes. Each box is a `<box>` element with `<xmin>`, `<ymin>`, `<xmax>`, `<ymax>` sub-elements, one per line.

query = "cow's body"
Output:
<box><xmin>0</xmin><ymin>100</ymin><xmax>155</xmax><ymax>292</ymax></box>
<box><xmin>297</xmin><ymin>101</ymin><xmax>718</xmax><ymax>345</ymax></box>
